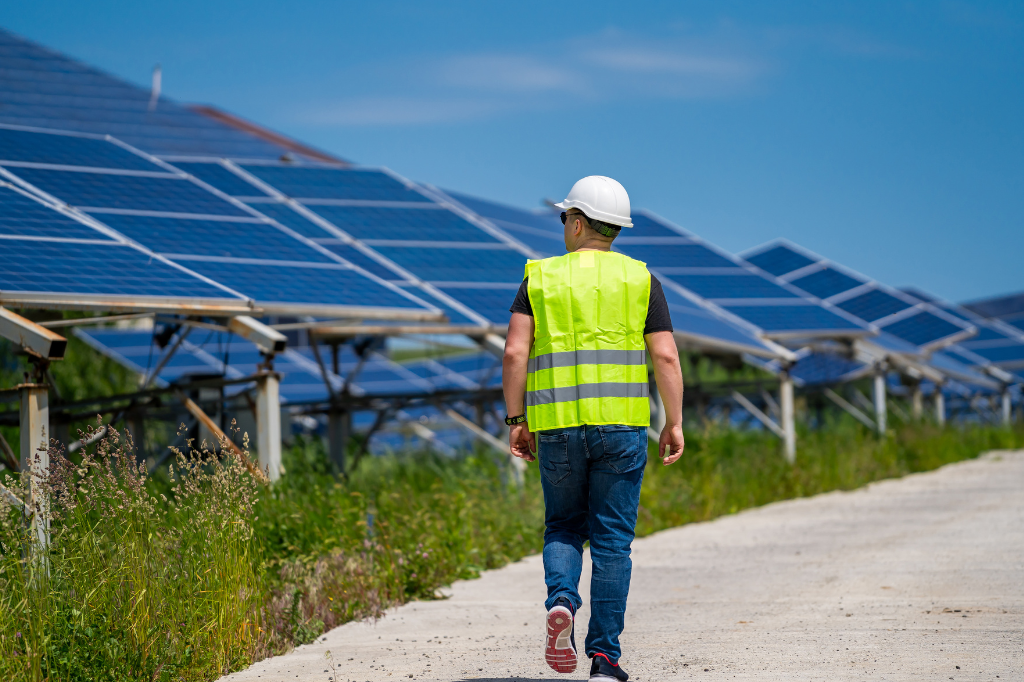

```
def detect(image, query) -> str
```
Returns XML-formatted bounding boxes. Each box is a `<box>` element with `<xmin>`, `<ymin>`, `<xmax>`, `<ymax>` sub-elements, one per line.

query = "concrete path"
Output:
<box><xmin>225</xmin><ymin>450</ymin><xmax>1024</xmax><ymax>682</ymax></box>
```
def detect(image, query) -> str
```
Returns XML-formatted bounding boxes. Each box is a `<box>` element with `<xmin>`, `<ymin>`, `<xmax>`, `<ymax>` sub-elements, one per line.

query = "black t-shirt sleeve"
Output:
<box><xmin>509</xmin><ymin>278</ymin><xmax>533</xmax><ymax>316</ymax></box>
<box><xmin>508</xmin><ymin>274</ymin><xmax>673</xmax><ymax>335</ymax></box>
<box><xmin>644</xmin><ymin>275</ymin><xmax>673</xmax><ymax>335</ymax></box>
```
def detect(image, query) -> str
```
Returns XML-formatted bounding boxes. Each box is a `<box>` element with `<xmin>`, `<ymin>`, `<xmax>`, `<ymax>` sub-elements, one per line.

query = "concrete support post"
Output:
<box><xmin>780</xmin><ymin>371</ymin><xmax>796</xmax><ymax>464</ymax></box>
<box><xmin>256</xmin><ymin>373</ymin><xmax>282</xmax><ymax>482</ymax></box>
<box><xmin>19</xmin><ymin>384</ymin><xmax>49</xmax><ymax>551</ymax></box>
<box><xmin>935</xmin><ymin>389</ymin><xmax>946</xmax><ymax>426</ymax></box>
<box><xmin>911</xmin><ymin>383</ymin><xmax>923</xmax><ymax>420</ymax></box>
<box><xmin>328</xmin><ymin>408</ymin><xmax>350</xmax><ymax>473</ymax></box>
<box><xmin>873</xmin><ymin>368</ymin><xmax>887</xmax><ymax>435</ymax></box>
<box><xmin>1002</xmin><ymin>388</ymin><xmax>1012</xmax><ymax>426</ymax></box>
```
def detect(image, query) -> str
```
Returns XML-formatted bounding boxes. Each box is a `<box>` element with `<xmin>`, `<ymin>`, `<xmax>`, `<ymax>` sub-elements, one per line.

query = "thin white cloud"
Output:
<box><xmin>434</xmin><ymin>54</ymin><xmax>577</xmax><ymax>93</ymax></box>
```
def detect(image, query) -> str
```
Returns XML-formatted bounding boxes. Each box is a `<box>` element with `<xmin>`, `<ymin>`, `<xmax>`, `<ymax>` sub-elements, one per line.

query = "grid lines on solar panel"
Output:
<box><xmin>614</xmin><ymin>243</ymin><xmax>739</xmax><ymax>268</ymax></box>
<box><xmin>722</xmin><ymin>304</ymin><xmax>865</xmax><ymax>332</ymax></box>
<box><xmin>173</xmin><ymin>162</ymin><xmax>266</xmax><ymax>197</ymax></box>
<box><xmin>240</xmin><ymin>165</ymin><xmax>431</xmax><ymax>202</ymax></box>
<box><xmin>881</xmin><ymin>311</ymin><xmax>964</xmax><ymax>347</ymax></box>
<box><xmin>0</xmin><ymin>127</ymin><xmax>156</xmax><ymax>171</ymax></box>
<box><xmin>744</xmin><ymin>244</ymin><xmax>816</xmax><ymax>277</ymax></box>
<box><xmin>788</xmin><ymin>266</ymin><xmax>863</xmax><ymax>300</ymax></box>
<box><xmin>204</xmin><ymin>261</ymin><xmax>421</xmax><ymax>308</ymax></box>
<box><xmin>790</xmin><ymin>353</ymin><xmax>866</xmax><ymax>386</ymax></box>
<box><xmin>244</xmin><ymin>202</ymin><xmax>326</xmax><ymax>238</ymax></box>
<box><xmin>666</xmin><ymin>273</ymin><xmax>800</xmax><ymax>300</ymax></box>
<box><xmin>0</xmin><ymin>184</ymin><xmax>113</xmax><ymax>239</ymax></box>
<box><xmin>630</xmin><ymin>214</ymin><xmax>688</xmax><ymax>238</ymax></box>
<box><xmin>309</xmin><ymin>205</ymin><xmax>499</xmax><ymax>242</ymax></box>
<box><xmin>9</xmin><ymin>167</ymin><xmax>250</xmax><ymax>216</ymax></box>
<box><xmin>94</xmin><ymin>214</ymin><xmax>336</xmax><ymax>263</ymax></box>
<box><xmin>315</xmin><ymin>241</ymin><xmax>400</xmax><ymax>279</ymax></box>
<box><xmin>436</xmin><ymin>286</ymin><xmax>520</xmax><ymax>324</ymax></box>
<box><xmin>965</xmin><ymin>345</ymin><xmax>1024</xmax><ymax>365</ymax></box>
<box><xmin>835</xmin><ymin>288</ymin><xmax>912</xmax><ymax>322</ymax></box>
<box><xmin>1</xmin><ymin>240</ymin><xmax>232</xmax><ymax>297</ymax></box>
<box><xmin>371</xmin><ymin>245</ymin><xmax>527</xmax><ymax>283</ymax></box>
<box><xmin>396</xmin><ymin>287</ymin><xmax>478</xmax><ymax>325</ymax></box>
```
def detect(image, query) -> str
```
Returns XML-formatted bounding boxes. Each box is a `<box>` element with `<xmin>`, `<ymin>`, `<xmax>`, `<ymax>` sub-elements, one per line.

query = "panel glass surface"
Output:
<box><xmin>244</xmin><ymin>202</ymin><xmax>326</xmax><ymax>238</ymax></box>
<box><xmin>722</xmin><ymin>304</ymin><xmax>864</xmax><ymax>332</ymax></box>
<box><xmin>10</xmin><ymin>168</ymin><xmax>250</xmax><ymax>216</ymax></box>
<box><xmin>96</xmin><ymin>214</ymin><xmax>335</xmax><ymax>263</ymax></box>
<box><xmin>310</xmin><ymin>205</ymin><xmax>500</xmax><ymax>242</ymax></box>
<box><xmin>882</xmin><ymin>311</ymin><xmax>964</xmax><ymax>347</ymax></box>
<box><xmin>665</xmin><ymin>273</ymin><xmax>799</xmax><ymax>300</ymax></box>
<box><xmin>371</xmin><ymin>246</ymin><xmax>527</xmax><ymax>283</ymax></box>
<box><xmin>1</xmin><ymin>240</ymin><xmax>232</xmax><ymax>297</ymax></box>
<box><xmin>789</xmin><ymin>266</ymin><xmax>863</xmax><ymax>299</ymax></box>
<box><xmin>173</xmin><ymin>162</ymin><xmax>265</xmax><ymax>197</ymax></box>
<box><xmin>0</xmin><ymin>185</ymin><xmax>113</xmax><ymax>239</ymax></box>
<box><xmin>0</xmin><ymin>127</ymin><xmax>155</xmax><ymax>171</ymax></box>
<box><xmin>790</xmin><ymin>352</ymin><xmax>866</xmax><ymax>387</ymax></box>
<box><xmin>629</xmin><ymin>214</ymin><xmax>687</xmax><ymax>238</ymax></box>
<box><xmin>240</xmin><ymin>166</ymin><xmax>431</xmax><ymax>202</ymax></box>
<box><xmin>835</xmin><ymin>288</ymin><xmax>912</xmax><ymax>322</ymax></box>
<box><xmin>206</xmin><ymin>261</ymin><xmax>421</xmax><ymax>308</ymax></box>
<box><xmin>744</xmin><ymin>244</ymin><xmax>816</xmax><ymax>277</ymax></box>
<box><xmin>316</xmin><ymin>242</ymin><xmax>400</xmax><ymax>280</ymax></box>
<box><xmin>614</xmin><ymin>243</ymin><xmax>740</xmax><ymax>269</ymax></box>
<box><xmin>436</xmin><ymin>286</ymin><xmax>520</xmax><ymax>324</ymax></box>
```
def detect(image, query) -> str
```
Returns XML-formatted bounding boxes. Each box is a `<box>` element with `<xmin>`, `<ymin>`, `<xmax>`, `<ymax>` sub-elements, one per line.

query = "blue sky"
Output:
<box><xmin>4</xmin><ymin>1</ymin><xmax>1022</xmax><ymax>302</ymax></box>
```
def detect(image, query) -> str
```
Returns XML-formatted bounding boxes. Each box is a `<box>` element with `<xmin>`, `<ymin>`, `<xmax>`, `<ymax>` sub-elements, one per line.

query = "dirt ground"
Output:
<box><xmin>223</xmin><ymin>449</ymin><xmax>1024</xmax><ymax>682</ymax></box>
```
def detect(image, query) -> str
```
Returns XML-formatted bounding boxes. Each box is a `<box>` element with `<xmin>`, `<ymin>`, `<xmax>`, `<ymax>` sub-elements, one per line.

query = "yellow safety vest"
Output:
<box><xmin>525</xmin><ymin>250</ymin><xmax>652</xmax><ymax>431</ymax></box>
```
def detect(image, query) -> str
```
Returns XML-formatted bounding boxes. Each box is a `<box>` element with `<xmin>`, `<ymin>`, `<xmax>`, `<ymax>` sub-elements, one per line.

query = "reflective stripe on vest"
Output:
<box><xmin>525</xmin><ymin>250</ymin><xmax>652</xmax><ymax>430</ymax></box>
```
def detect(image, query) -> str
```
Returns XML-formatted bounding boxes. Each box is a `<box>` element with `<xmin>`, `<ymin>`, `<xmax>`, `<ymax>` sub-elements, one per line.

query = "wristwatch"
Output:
<box><xmin>504</xmin><ymin>414</ymin><xmax>527</xmax><ymax>425</ymax></box>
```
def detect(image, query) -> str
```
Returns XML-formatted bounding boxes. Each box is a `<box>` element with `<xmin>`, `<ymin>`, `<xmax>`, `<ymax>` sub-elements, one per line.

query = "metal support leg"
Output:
<box><xmin>1002</xmin><ymin>388</ymin><xmax>1012</xmax><ymax>426</ymax></box>
<box><xmin>935</xmin><ymin>389</ymin><xmax>946</xmax><ymax>426</ymax></box>
<box><xmin>19</xmin><ymin>384</ymin><xmax>49</xmax><ymax>551</ymax></box>
<box><xmin>911</xmin><ymin>383</ymin><xmax>923</xmax><ymax>420</ymax></box>
<box><xmin>328</xmin><ymin>408</ymin><xmax>350</xmax><ymax>473</ymax></box>
<box><xmin>780</xmin><ymin>372</ymin><xmax>796</xmax><ymax>464</ymax></box>
<box><xmin>873</xmin><ymin>368</ymin><xmax>887</xmax><ymax>435</ymax></box>
<box><xmin>256</xmin><ymin>373</ymin><xmax>282</xmax><ymax>482</ymax></box>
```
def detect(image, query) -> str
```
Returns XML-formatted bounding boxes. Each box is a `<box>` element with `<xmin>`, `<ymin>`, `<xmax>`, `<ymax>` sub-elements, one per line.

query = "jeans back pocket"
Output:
<box><xmin>596</xmin><ymin>425</ymin><xmax>644</xmax><ymax>474</ymax></box>
<box><xmin>538</xmin><ymin>432</ymin><xmax>571</xmax><ymax>485</ymax></box>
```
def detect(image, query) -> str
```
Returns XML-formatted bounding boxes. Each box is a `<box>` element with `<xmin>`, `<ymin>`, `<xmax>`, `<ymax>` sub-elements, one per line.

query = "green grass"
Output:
<box><xmin>0</xmin><ymin>417</ymin><xmax>1020</xmax><ymax>681</ymax></box>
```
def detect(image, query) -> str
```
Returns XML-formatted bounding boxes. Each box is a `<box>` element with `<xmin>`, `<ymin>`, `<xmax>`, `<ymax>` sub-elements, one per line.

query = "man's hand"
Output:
<box><xmin>658</xmin><ymin>423</ymin><xmax>685</xmax><ymax>465</ymax></box>
<box><xmin>509</xmin><ymin>422</ymin><xmax>536</xmax><ymax>462</ymax></box>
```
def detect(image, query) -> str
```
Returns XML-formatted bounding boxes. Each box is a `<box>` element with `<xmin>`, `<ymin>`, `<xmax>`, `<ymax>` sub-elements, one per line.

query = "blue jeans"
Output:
<box><xmin>538</xmin><ymin>424</ymin><xmax>647</xmax><ymax>664</ymax></box>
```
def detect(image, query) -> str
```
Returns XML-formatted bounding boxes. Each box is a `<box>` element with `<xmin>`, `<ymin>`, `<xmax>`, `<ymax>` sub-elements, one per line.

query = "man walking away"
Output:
<box><xmin>502</xmin><ymin>176</ymin><xmax>685</xmax><ymax>681</ymax></box>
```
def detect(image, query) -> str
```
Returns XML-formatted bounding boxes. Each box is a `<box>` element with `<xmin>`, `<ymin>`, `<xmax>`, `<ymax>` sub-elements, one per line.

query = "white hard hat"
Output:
<box><xmin>554</xmin><ymin>175</ymin><xmax>633</xmax><ymax>228</ymax></box>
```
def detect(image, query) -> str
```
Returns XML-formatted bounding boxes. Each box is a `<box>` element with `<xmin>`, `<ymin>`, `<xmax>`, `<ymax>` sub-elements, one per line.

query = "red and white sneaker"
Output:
<box><xmin>544</xmin><ymin>598</ymin><xmax>577</xmax><ymax>673</ymax></box>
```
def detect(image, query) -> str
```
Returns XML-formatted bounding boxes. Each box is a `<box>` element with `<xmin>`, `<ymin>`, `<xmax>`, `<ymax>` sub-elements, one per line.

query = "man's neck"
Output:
<box><xmin>571</xmin><ymin>238</ymin><xmax>613</xmax><ymax>252</ymax></box>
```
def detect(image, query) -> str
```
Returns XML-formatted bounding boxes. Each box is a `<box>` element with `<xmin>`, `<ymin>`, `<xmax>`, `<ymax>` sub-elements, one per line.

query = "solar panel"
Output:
<box><xmin>239</xmin><ymin>165</ymin><xmax>431</xmax><ymax>202</ymax></box>
<box><xmin>740</xmin><ymin>240</ymin><xmax>975</xmax><ymax>351</ymax></box>
<box><xmin>0</xmin><ymin>126</ymin><xmax>155</xmax><ymax>171</ymax></box>
<box><xmin>0</xmin><ymin>183</ymin><xmax>113</xmax><ymax>239</ymax></box>
<box><xmin>0</xmin><ymin>125</ymin><xmax>442</xmax><ymax>320</ymax></box>
<box><xmin>311</xmin><ymin>205</ymin><xmax>496</xmax><ymax>242</ymax></box>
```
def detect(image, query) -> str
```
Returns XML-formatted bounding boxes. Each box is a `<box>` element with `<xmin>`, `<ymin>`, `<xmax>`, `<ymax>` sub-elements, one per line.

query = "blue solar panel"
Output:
<box><xmin>665</xmin><ymin>273</ymin><xmax>799</xmax><ymax>300</ymax></box>
<box><xmin>0</xmin><ymin>127</ymin><xmax>156</xmax><ymax>171</ymax></box>
<box><xmin>965</xmin><ymin>345</ymin><xmax>1024</xmax><ymax>365</ymax></box>
<box><xmin>629</xmin><ymin>214</ymin><xmax>686</xmax><ymax>238</ymax></box>
<box><xmin>790</xmin><ymin>352</ymin><xmax>866</xmax><ymax>386</ymax></box>
<box><xmin>0</xmin><ymin>30</ymin><xmax>321</xmax><ymax>160</ymax></box>
<box><xmin>199</xmin><ymin>262</ymin><xmax>421</xmax><ymax>308</ymax></box>
<box><xmin>882</xmin><ymin>311</ymin><xmax>965</xmax><ymax>347</ymax></box>
<box><xmin>95</xmin><ymin>214</ymin><xmax>335</xmax><ymax>263</ymax></box>
<box><xmin>372</xmin><ymin>246</ymin><xmax>527</xmax><ymax>283</ymax></box>
<box><xmin>173</xmin><ymin>162</ymin><xmax>265</xmax><ymax>197</ymax></box>
<box><xmin>244</xmin><ymin>202</ymin><xmax>325</xmax><ymax>238</ymax></box>
<box><xmin>403</xmin><ymin>288</ymin><xmax>478</xmax><ymax>325</ymax></box>
<box><xmin>835</xmin><ymin>288</ymin><xmax>912</xmax><ymax>322</ymax></box>
<box><xmin>1</xmin><ymin>240</ymin><xmax>233</xmax><ymax>298</ymax></box>
<box><xmin>240</xmin><ymin>166</ymin><xmax>430</xmax><ymax>202</ymax></box>
<box><xmin>722</xmin><ymin>305</ymin><xmax>864</xmax><ymax>332</ymax></box>
<box><xmin>317</xmin><ymin>242</ymin><xmax>400</xmax><ymax>280</ymax></box>
<box><xmin>0</xmin><ymin>184</ymin><xmax>113</xmax><ymax>239</ymax></box>
<box><xmin>310</xmin><ymin>205</ymin><xmax>500</xmax><ymax>242</ymax></box>
<box><xmin>436</xmin><ymin>286</ymin><xmax>520</xmax><ymax>324</ymax></box>
<box><xmin>788</xmin><ymin>266</ymin><xmax>863</xmax><ymax>299</ymax></box>
<box><xmin>614</xmin><ymin>243</ymin><xmax>740</xmax><ymax>269</ymax></box>
<box><xmin>9</xmin><ymin>167</ymin><xmax>250</xmax><ymax>216</ymax></box>
<box><xmin>744</xmin><ymin>244</ymin><xmax>815</xmax><ymax>277</ymax></box>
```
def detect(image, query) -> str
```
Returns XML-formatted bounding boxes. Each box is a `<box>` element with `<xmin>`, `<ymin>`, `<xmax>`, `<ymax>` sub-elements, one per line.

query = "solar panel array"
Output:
<box><xmin>0</xmin><ymin>29</ymin><xmax>318</xmax><ymax>160</ymax></box>
<box><xmin>443</xmin><ymin>190</ymin><xmax>872</xmax><ymax>350</ymax></box>
<box><xmin>743</xmin><ymin>240</ymin><xmax>977</xmax><ymax>351</ymax></box>
<box><xmin>0</xmin><ymin>125</ymin><xmax>440</xmax><ymax>319</ymax></box>
<box><xmin>160</xmin><ymin>158</ymin><xmax>535</xmax><ymax>326</ymax></box>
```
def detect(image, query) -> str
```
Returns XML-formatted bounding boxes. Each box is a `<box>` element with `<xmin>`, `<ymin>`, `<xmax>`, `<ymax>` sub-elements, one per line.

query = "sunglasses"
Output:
<box><xmin>560</xmin><ymin>211</ymin><xmax>584</xmax><ymax>225</ymax></box>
